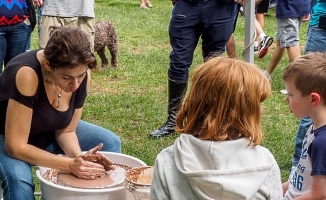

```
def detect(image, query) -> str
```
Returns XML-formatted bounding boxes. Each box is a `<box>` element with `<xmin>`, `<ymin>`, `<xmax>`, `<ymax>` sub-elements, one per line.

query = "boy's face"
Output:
<box><xmin>284</xmin><ymin>77</ymin><xmax>311</xmax><ymax>119</ymax></box>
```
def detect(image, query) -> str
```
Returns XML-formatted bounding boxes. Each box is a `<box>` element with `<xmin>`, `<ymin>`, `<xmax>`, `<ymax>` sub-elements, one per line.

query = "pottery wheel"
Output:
<box><xmin>56</xmin><ymin>166</ymin><xmax>125</xmax><ymax>189</ymax></box>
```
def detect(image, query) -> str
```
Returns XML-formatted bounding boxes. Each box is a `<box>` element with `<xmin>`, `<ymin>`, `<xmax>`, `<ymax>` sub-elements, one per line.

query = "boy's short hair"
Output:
<box><xmin>283</xmin><ymin>52</ymin><xmax>326</xmax><ymax>102</ymax></box>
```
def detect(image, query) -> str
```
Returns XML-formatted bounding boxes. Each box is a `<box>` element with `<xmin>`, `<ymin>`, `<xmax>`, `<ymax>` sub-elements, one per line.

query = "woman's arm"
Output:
<box><xmin>5</xmin><ymin>66</ymin><xmax>104</xmax><ymax>179</ymax></box>
<box><xmin>5</xmin><ymin>66</ymin><xmax>74</xmax><ymax>170</ymax></box>
<box><xmin>54</xmin><ymin>108</ymin><xmax>83</xmax><ymax>158</ymax></box>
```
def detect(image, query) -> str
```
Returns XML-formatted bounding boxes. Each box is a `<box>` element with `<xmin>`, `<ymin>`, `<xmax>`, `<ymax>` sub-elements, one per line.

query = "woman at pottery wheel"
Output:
<box><xmin>0</xmin><ymin>26</ymin><xmax>121</xmax><ymax>200</ymax></box>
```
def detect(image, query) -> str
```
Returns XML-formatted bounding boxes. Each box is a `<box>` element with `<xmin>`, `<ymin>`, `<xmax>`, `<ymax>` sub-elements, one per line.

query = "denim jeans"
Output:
<box><xmin>37</xmin><ymin>5</ymin><xmax>43</xmax><ymax>37</ymax></box>
<box><xmin>0</xmin><ymin>21</ymin><xmax>31</xmax><ymax>72</ymax></box>
<box><xmin>304</xmin><ymin>26</ymin><xmax>326</xmax><ymax>54</ymax></box>
<box><xmin>168</xmin><ymin>0</ymin><xmax>234</xmax><ymax>82</ymax></box>
<box><xmin>0</xmin><ymin>120</ymin><xmax>121</xmax><ymax>200</ymax></box>
<box><xmin>291</xmin><ymin>117</ymin><xmax>312</xmax><ymax>167</ymax></box>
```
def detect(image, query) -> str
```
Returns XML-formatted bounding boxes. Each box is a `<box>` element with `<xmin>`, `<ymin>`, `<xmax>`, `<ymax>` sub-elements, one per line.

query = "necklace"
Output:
<box><xmin>53</xmin><ymin>84</ymin><xmax>63</xmax><ymax>108</ymax></box>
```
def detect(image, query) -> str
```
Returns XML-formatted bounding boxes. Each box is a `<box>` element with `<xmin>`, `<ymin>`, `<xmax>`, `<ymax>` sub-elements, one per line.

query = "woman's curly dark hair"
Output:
<box><xmin>43</xmin><ymin>26</ymin><xmax>97</xmax><ymax>70</ymax></box>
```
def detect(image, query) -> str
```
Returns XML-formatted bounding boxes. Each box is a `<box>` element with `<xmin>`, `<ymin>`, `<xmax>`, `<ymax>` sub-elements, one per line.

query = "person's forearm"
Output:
<box><xmin>55</xmin><ymin>132</ymin><xmax>82</xmax><ymax>158</ymax></box>
<box><xmin>8</xmin><ymin>143</ymin><xmax>73</xmax><ymax>171</ymax></box>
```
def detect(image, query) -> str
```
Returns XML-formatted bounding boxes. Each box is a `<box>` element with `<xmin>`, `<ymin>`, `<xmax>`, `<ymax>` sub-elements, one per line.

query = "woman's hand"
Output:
<box><xmin>81</xmin><ymin>143</ymin><xmax>114</xmax><ymax>168</ymax></box>
<box><xmin>70</xmin><ymin>156</ymin><xmax>106</xmax><ymax>180</ymax></box>
<box><xmin>68</xmin><ymin>143</ymin><xmax>115</xmax><ymax>180</ymax></box>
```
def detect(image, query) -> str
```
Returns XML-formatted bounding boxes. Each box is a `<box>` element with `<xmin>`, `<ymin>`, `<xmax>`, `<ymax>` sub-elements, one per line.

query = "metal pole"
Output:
<box><xmin>243</xmin><ymin>0</ymin><xmax>255</xmax><ymax>63</ymax></box>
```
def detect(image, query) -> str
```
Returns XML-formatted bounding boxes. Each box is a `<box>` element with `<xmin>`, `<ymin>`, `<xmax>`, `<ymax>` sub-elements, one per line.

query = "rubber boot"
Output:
<box><xmin>149</xmin><ymin>79</ymin><xmax>187</xmax><ymax>138</ymax></box>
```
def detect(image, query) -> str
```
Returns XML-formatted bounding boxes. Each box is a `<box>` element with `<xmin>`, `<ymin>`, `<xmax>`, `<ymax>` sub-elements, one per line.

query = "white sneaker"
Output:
<box><xmin>280</xmin><ymin>89</ymin><xmax>288</xmax><ymax>95</ymax></box>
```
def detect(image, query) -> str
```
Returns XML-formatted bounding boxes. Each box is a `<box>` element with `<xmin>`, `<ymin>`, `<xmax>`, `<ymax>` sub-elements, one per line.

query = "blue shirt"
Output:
<box><xmin>276</xmin><ymin>0</ymin><xmax>310</xmax><ymax>18</ymax></box>
<box><xmin>308</xmin><ymin>124</ymin><xmax>326</xmax><ymax>176</ymax></box>
<box><xmin>310</xmin><ymin>0</ymin><xmax>326</xmax><ymax>27</ymax></box>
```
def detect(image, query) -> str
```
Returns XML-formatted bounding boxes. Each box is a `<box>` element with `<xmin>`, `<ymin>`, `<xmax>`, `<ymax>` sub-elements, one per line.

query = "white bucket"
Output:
<box><xmin>125</xmin><ymin>166</ymin><xmax>154</xmax><ymax>200</ymax></box>
<box><xmin>36</xmin><ymin>152</ymin><xmax>147</xmax><ymax>200</ymax></box>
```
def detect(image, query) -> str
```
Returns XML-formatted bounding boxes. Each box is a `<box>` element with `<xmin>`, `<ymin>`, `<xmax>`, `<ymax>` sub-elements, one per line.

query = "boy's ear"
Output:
<box><xmin>310</xmin><ymin>92</ymin><xmax>321</xmax><ymax>107</ymax></box>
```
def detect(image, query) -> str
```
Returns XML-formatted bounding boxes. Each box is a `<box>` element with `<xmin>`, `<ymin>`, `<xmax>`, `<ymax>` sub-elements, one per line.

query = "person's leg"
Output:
<box><xmin>265</xmin><ymin>40</ymin><xmax>285</xmax><ymax>75</ymax></box>
<box><xmin>37</xmin><ymin>5</ymin><xmax>43</xmax><ymax>37</ymax></box>
<box><xmin>287</xmin><ymin>46</ymin><xmax>301</xmax><ymax>62</ymax></box>
<box><xmin>168</xmin><ymin>0</ymin><xmax>201</xmax><ymax>82</ymax></box>
<box><xmin>265</xmin><ymin>18</ymin><xmax>288</xmax><ymax>76</ymax></box>
<box><xmin>254</xmin><ymin>13</ymin><xmax>264</xmax><ymax>53</ymax></box>
<box><xmin>140</xmin><ymin>0</ymin><xmax>147</xmax><ymax>8</ymax></box>
<box><xmin>77</xmin><ymin>17</ymin><xmax>95</xmax><ymax>52</ymax></box>
<box><xmin>256</xmin><ymin>0</ymin><xmax>270</xmax><ymax>36</ymax></box>
<box><xmin>76</xmin><ymin>120</ymin><xmax>121</xmax><ymax>153</ymax></box>
<box><xmin>201</xmin><ymin>0</ymin><xmax>234</xmax><ymax>59</ymax></box>
<box><xmin>0</xmin><ymin>135</ymin><xmax>35</xmax><ymax>200</ymax></box>
<box><xmin>304</xmin><ymin>26</ymin><xmax>326</xmax><ymax>54</ymax></box>
<box><xmin>39</xmin><ymin>16</ymin><xmax>64</xmax><ymax>48</ymax></box>
<box><xmin>25</xmin><ymin>22</ymin><xmax>33</xmax><ymax>51</ymax></box>
<box><xmin>226</xmin><ymin>3</ymin><xmax>240</xmax><ymax>58</ymax></box>
<box><xmin>255</xmin><ymin>18</ymin><xmax>273</xmax><ymax>58</ymax></box>
<box><xmin>256</xmin><ymin>13</ymin><xmax>265</xmax><ymax>28</ymax></box>
<box><xmin>256</xmin><ymin>0</ymin><xmax>269</xmax><ymax>28</ymax></box>
<box><xmin>5</xmin><ymin>21</ymin><xmax>30</xmax><ymax>66</ymax></box>
<box><xmin>44</xmin><ymin>121</ymin><xmax>121</xmax><ymax>154</ymax></box>
<box><xmin>0</xmin><ymin>26</ymin><xmax>7</xmax><ymax>72</ymax></box>
<box><xmin>284</xmin><ymin>17</ymin><xmax>304</xmax><ymax>62</ymax></box>
<box><xmin>226</xmin><ymin>33</ymin><xmax>236</xmax><ymax>58</ymax></box>
<box><xmin>150</xmin><ymin>0</ymin><xmax>200</xmax><ymax>137</ymax></box>
<box><xmin>145</xmin><ymin>0</ymin><xmax>153</xmax><ymax>8</ymax></box>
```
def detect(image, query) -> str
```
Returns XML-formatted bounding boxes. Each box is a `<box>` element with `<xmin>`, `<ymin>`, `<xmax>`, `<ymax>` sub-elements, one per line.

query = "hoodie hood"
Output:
<box><xmin>173</xmin><ymin>134</ymin><xmax>276</xmax><ymax>200</ymax></box>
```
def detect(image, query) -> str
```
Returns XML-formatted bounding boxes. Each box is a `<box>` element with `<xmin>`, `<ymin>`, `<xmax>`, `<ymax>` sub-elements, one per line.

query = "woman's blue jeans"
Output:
<box><xmin>0</xmin><ymin>21</ymin><xmax>31</xmax><ymax>72</ymax></box>
<box><xmin>0</xmin><ymin>120</ymin><xmax>121</xmax><ymax>200</ymax></box>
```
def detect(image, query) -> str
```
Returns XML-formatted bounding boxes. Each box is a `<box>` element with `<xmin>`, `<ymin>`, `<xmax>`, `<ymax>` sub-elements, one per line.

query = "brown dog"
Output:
<box><xmin>94</xmin><ymin>21</ymin><xmax>118</xmax><ymax>69</ymax></box>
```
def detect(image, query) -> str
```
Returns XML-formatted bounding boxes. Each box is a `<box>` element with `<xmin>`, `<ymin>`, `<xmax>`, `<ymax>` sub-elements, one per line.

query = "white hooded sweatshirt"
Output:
<box><xmin>150</xmin><ymin>134</ymin><xmax>283</xmax><ymax>200</ymax></box>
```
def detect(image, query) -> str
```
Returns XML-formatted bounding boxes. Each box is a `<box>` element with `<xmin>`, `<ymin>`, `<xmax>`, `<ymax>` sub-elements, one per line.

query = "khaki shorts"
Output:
<box><xmin>276</xmin><ymin>17</ymin><xmax>303</xmax><ymax>48</ymax></box>
<box><xmin>39</xmin><ymin>16</ymin><xmax>95</xmax><ymax>51</ymax></box>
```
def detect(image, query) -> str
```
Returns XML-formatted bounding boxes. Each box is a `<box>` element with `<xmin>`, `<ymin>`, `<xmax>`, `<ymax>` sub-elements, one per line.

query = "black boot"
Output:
<box><xmin>149</xmin><ymin>79</ymin><xmax>187</xmax><ymax>138</ymax></box>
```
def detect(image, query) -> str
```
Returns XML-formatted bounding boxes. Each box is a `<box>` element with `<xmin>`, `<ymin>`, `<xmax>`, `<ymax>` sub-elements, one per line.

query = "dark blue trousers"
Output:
<box><xmin>168</xmin><ymin>0</ymin><xmax>235</xmax><ymax>82</ymax></box>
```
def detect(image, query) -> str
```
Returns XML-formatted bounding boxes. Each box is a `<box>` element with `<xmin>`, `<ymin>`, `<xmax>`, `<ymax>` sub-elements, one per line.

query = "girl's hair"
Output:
<box><xmin>283</xmin><ymin>52</ymin><xmax>326</xmax><ymax>103</ymax></box>
<box><xmin>43</xmin><ymin>26</ymin><xmax>97</xmax><ymax>70</ymax></box>
<box><xmin>175</xmin><ymin>57</ymin><xmax>271</xmax><ymax>145</ymax></box>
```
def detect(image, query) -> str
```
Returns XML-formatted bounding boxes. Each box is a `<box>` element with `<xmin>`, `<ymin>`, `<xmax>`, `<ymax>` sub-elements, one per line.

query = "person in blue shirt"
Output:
<box><xmin>263</xmin><ymin>0</ymin><xmax>310</xmax><ymax>78</ymax></box>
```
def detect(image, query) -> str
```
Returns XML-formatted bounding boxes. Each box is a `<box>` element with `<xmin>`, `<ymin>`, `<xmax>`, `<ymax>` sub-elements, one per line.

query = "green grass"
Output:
<box><xmin>29</xmin><ymin>0</ymin><xmax>310</xmax><ymax>194</ymax></box>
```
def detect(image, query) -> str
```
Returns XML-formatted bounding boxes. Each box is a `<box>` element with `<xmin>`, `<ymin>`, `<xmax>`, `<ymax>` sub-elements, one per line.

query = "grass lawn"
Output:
<box><xmin>29</xmin><ymin>0</ymin><xmax>310</xmax><ymax>195</ymax></box>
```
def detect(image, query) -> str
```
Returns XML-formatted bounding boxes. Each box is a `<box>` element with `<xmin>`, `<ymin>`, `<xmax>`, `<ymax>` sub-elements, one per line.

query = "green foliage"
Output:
<box><xmin>30</xmin><ymin>1</ymin><xmax>310</xmax><ymax>193</ymax></box>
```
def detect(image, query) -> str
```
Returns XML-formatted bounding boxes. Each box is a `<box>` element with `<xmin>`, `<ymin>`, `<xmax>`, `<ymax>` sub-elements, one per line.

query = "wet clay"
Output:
<box><xmin>125</xmin><ymin>166</ymin><xmax>154</xmax><ymax>185</ymax></box>
<box><xmin>43</xmin><ymin>166</ymin><xmax>125</xmax><ymax>189</ymax></box>
<box><xmin>57</xmin><ymin>173</ymin><xmax>113</xmax><ymax>188</ymax></box>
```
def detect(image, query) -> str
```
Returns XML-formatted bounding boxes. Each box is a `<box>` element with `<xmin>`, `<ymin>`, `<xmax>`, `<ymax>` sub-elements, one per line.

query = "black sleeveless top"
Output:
<box><xmin>0</xmin><ymin>50</ymin><xmax>87</xmax><ymax>149</ymax></box>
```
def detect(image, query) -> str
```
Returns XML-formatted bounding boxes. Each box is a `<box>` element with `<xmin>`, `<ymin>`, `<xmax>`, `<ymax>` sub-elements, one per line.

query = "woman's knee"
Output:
<box><xmin>77</xmin><ymin>120</ymin><xmax>121</xmax><ymax>153</ymax></box>
<box><xmin>0</xmin><ymin>162</ymin><xmax>34</xmax><ymax>199</ymax></box>
<box><xmin>102</xmin><ymin>132</ymin><xmax>121</xmax><ymax>153</ymax></box>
